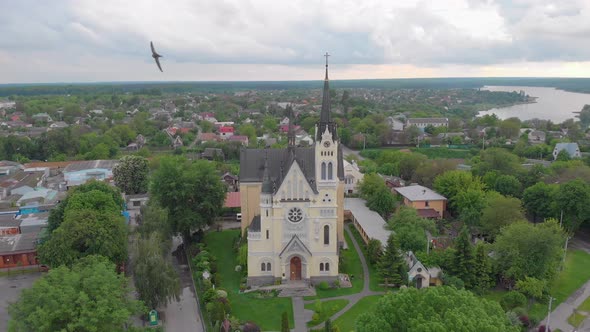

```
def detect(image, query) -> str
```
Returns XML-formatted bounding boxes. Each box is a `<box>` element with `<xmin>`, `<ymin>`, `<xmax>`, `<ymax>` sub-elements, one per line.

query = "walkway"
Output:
<box><xmin>291</xmin><ymin>224</ymin><xmax>384</xmax><ymax>331</ymax></box>
<box><xmin>540</xmin><ymin>279</ymin><xmax>590</xmax><ymax>331</ymax></box>
<box><xmin>341</xmin><ymin>145</ymin><xmax>365</xmax><ymax>161</ymax></box>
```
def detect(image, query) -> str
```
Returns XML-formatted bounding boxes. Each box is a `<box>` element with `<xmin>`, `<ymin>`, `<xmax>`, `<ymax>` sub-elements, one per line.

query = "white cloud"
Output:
<box><xmin>1</xmin><ymin>0</ymin><xmax>590</xmax><ymax>82</ymax></box>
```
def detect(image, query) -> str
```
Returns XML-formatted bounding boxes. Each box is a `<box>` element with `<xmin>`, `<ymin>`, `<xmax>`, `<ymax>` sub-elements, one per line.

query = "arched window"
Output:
<box><xmin>320</xmin><ymin>263</ymin><xmax>324</xmax><ymax>271</ymax></box>
<box><xmin>261</xmin><ymin>263</ymin><xmax>266</xmax><ymax>271</ymax></box>
<box><xmin>321</xmin><ymin>162</ymin><xmax>326</xmax><ymax>180</ymax></box>
<box><xmin>324</xmin><ymin>225</ymin><xmax>329</xmax><ymax>245</ymax></box>
<box><xmin>328</xmin><ymin>162</ymin><xmax>333</xmax><ymax>180</ymax></box>
<box><xmin>267</xmin><ymin>262</ymin><xmax>271</xmax><ymax>271</ymax></box>
<box><xmin>325</xmin><ymin>262</ymin><xmax>330</xmax><ymax>271</ymax></box>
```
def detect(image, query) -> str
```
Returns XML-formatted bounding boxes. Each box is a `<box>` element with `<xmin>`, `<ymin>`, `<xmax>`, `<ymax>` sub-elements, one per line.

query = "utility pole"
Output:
<box><xmin>562</xmin><ymin>236</ymin><xmax>571</xmax><ymax>269</ymax></box>
<box><xmin>560</xmin><ymin>210</ymin><xmax>564</xmax><ymax>227</ymax></box>
<box><xmin>546</xmin><ymin>296</ymin><xmax>555</xmax><ymax>331</ymax></box>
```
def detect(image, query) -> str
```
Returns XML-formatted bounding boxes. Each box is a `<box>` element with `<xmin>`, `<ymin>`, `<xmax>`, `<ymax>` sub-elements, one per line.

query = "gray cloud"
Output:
<box><xmin>1</xmin><ymin>0</ymin><xmax>590</xmax><ymax>82</ymax></box>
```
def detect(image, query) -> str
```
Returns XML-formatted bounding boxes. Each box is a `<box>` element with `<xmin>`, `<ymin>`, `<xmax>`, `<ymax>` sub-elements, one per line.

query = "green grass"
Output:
<box><xmin>305</xmin><ymin>231</ymin><xmax>364</xmax><ymax>299</ymax></box>
<box><xmin>567</xmin><ymin>311</ymin><xmax>587</xmax><ymax>328</ymax></box>
<box><xmin>579</xmin><ymin>296</ymin><xmax>590</xmax><ymax>312</ymax></box>
<box><xmin>348</xmin><ymin>226</ymin><xmax>386</xmax><ymax>292</ymax></box>
<box><xmin>204</xmin><ymin>230</ymin><xmax>294</xmax><ymax>331</ymax></box>
<box><xmin>333</xmin><ymin>295</ymin><xmax>382</xmax><ymax>332</ymax></box>
<box><xmin>305</xmin><ymin>299</ymin><xmax>349</xmax><ymax>327</ymax></box>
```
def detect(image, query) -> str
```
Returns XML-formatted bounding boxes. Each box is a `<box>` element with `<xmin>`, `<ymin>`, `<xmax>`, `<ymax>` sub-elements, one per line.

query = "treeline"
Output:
<box><xmin>4</xmin><ymin>77</ymin><xmax>590</xmax><ymax>96</ymax></box>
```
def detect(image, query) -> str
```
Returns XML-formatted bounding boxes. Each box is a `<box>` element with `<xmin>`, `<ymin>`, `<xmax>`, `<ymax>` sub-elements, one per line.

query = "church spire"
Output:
<box><xmin>261</xmin><ymin>150</ymin><xmax>273</xmax><ymax>194</ymax></box>
<box><xmin>317</xmin><ymin>52</ymin><xmax>338</xmax><ymax>141</ymax></box>
<box><xmin>287</xmin><ymin>105</ymin><xmax>296</xmax><ymax>148</ymax></box>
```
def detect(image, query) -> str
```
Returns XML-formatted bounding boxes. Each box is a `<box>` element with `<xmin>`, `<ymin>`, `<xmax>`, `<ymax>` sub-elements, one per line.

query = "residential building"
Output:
<box><xmin>553</xmin><ymin>142</ymin><xmax>581</xmax><ymax>160</ymax></box>
<box><xmin>343</xmin><ymin>159</ymin><xmax>363</xmax><ymax>194</ymax></box>
<box><xmin>63</xmin><ymin>160</ymin><xmax>118</xmax><ymax>188</ymax></box>
<box><xmin>219</xmin><ymin>126</ymin><xmax>235</xmax><ymax>139</ymax></box>
<box><xmin>394</xmin><ymin>185</ymin><xmax>447</xmax><ymax>218</ymax></box>
<box><xmin>387</xmin><ymin>117</ymin><xmax>405</xmax><ymax>131</ymax></box>
<box><xmin>228</xmin><ymin>135</ymin><xmax>249</xmax><ymax>146</ymax></box>
<box><xmin>528</xmin><ymin>130</ymin><xmax>546</xmax><ymax>144</ymax></box>
<box><xmin>240</xmin><ymin>61</ymin><xmax>344</xmax><ymax>286</ymax></box>
<box><xmin>407</xmin><ymin>118</ymin><xmax>449</xmax><ymax>129</ymax></box>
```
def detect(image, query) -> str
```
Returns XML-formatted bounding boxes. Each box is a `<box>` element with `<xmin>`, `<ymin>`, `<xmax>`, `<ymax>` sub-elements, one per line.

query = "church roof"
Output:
<box><xmin>239</xmin><ymin>146</ymin><xmax>344</xmax><ymax>193</ymax></box>
<box><xmin>249</xmin><ymin>215</ymin><xmax>261</xmax><ymax>232</ymax></box>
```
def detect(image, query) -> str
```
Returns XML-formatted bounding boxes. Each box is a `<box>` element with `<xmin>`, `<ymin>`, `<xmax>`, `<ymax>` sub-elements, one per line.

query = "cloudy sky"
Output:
<box><xmin>2</xmin><ymin>0</ymin><xmax>590</xmax><ymax>83</ymax></box>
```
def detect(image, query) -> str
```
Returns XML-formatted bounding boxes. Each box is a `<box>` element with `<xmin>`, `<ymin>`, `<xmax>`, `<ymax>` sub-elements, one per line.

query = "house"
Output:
<box><xmin>166</xmin><ymin>126</ymin><xmax>191</xmax><ymax>136</ymax></box>
<box><xmin>221</xmin><ymin>172</ymin><xmax>239</xmax><ymax>192</ymax></box>
<box><xmin>63</xmin><ymin>160</ymin><xmax>118</xmax><ymax>188</ymax></box>
<box><xmin>0</xmin><ymin>213</ymin><xmax>46</xmax><ymax>268</ymax></box>
<box><xmin>202</xmin><ymin>148</ymin><xmax>225</xmax><ymax>161</ymax></box>
<box><xmin>219</xmin><ymin>126</ymin><xmax>235</xmax><ymax>139</ymax></box>
<box><xmin>343</xmin><ymin>159</ymin><xmax>363</xmax><ymax>194</ymax></box>
<box><xmin>125</xmin><ymin>194</ymin><xmax>149</xmax><ymax>210</ymax></box>
<box><xmin>280</xmin><ymin>124</ymin><xmax>301</xmax><ymax>133</ymax></box>
<box><xmin>528</xmin><ymin>130</ymin><xmax>546</xmax><ymax>144</ymax></box>
<box><xmin>32</xmin><ymin>113</ymin><xmax>53</xmax><ymax>123</ymax></box>
<box><xmin>280</xmin><ymin>117</ymin><xmax>290</xmax><ymax>126</ymax></box>
<box><xmin>407</xmin><ymin>118</ymin><xmax>449</xmax><ymax>130</ymax></box>
<box><xmin>228</xmin><ymin>135</ymin><xmax>249</xmax><ymax>146</ymax></box>
<box><xmin>172</xmin><ymin>136</ymin><xmax>184</xmax><ymax>149</ymax></box>
<box><xmin>387</xmin><ymin>117</ymin><xmax>405</xmax><ymax>131</ymax></box>
<box><xmin>198</xmin><ymin>132</ymin><xmax>219</xmax><ymax>143</ymax></box>
<box><xmin>405</xmin><ymin>251</ymin><xmax>442</xmax><ymax>288</ymax></box>
<box><xmin>553</xmin><ymin>142</ymin><xmax>581</xmax><ymax>160</ymax></box>
<box><xmin>394</xmin><ymin>185</ymin><xmax>447</xmax><ymax>218</ymax></box>
<box><xmin>49</xmin><ymin>121</ymin><xmax>69</xmax><ymax>129</ymax></box>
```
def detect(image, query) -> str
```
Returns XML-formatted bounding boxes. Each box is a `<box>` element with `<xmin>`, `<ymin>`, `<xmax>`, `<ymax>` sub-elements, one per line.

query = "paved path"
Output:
<box><xmin>163</xmin><ymin>236</ymin><xmax>205</xmax><ymax>332</ymax></box>
<box><xmin>291</xmin><ymin>224</ymin><xmax>384</xmax><ymax>331</ymax></box>
<box><xmin>341</xmin><ymin>145</ymin><xmax>365</xmax><ymax>161</ymax></box>
<box><xmin>0</xmin><ymin>272</ymin><xmax>42</xmax><ymax>332</ymax></box>
<box><xmin>540</xmin><ymin>279</ymin><xmax>590</xmax><ymax>332</ymax></box>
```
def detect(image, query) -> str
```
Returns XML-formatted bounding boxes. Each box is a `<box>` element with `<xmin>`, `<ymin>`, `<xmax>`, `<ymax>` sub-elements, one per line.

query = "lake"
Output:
<box><xmin>478</xmin><ymin>86</ymin><xmax>590</xmax><ymax>123</ymax></box>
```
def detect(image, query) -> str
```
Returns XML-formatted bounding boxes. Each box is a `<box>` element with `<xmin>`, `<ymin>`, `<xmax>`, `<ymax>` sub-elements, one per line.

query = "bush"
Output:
<box><xmin>442</xmin><ymin>274</ymin><xmax>465</xmax><ymax>289</ymax></box>
<box><xmin>318</xmin><ymin>281</ymin><xmax>330</xmax><ymax>290</ymax></box>
<box><xmin>367</xmin><ymin>239</ymin><xmax>383</xmax><ymax>264</ymax></box>
<box><xmin>500</xmin><ymin>291</ymin><xmax>527</xmax><ymax>310</ymax></box>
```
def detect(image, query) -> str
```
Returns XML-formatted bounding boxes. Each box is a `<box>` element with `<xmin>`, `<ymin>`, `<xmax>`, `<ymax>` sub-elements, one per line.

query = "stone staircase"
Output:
<box><xmin>252</xmin><ymin>281</ymin><xmax>317</xmax><ymax>297</ymax></box>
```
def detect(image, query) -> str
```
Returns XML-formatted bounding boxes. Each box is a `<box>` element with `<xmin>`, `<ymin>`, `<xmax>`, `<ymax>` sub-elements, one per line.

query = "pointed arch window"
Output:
<box><xmin>328</xmin><ymin>162</ymin><xmax>333</xmax><ymax>180</ymax></box>
<box><xmin>325</xmin><ymin>262</ymin><xmax>330</xmax><ymax>271</ymax></box>
<box><xmin>261</xmin><ymin>263</ymin><xmax>266</xmax><ymax>271</ymax></box>
<box><xmin>320</xmin><ymin>263</ymin><xmax>324</xmax><ymax>271</ymax></box>
<box><xmin>324</xmin><ymin>225</ymin><xmax>330</xmax><ymax>245</ymax></box>
<box><xmin>267</xmin><ymin>262</ymin><xmax>271</xmax><ymax>271</ymax></box>
<box><xmin>321</xmin><ymin>162</ymin><xmax>327</xmax><ymax>180</ymax></box>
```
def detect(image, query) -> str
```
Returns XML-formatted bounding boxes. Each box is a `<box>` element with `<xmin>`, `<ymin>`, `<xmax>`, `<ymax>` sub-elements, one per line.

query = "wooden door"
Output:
<box><xmin>290</xmin><ymin>257</ymin><xmax>302</xmax><ymax>280</ymax></box>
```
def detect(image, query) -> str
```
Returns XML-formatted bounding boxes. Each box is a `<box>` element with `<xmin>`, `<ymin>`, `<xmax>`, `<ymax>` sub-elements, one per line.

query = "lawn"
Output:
<box><xmin>305</xmin><ymin>230</ymin><xmax>364</xmax><ymax>299</ymax></box>
<box><xmin>528</xmin><ymin>250</ymin><xmax>590</xmax><ymax>322</ymax></box>
<box><xmin>305</xmin><ymin>299</ymin><xmax>349</xmax><ymax>327</ymax></box>
<box><xmin>204</xmin><ymin>230</ymin><xmax>294</xmax><ymax>331</ymax></box>
<box><xmin>348</xmin><ymin>226</ymin><xmax>386</xmax><ymax>292</ymax></box>
<box><xmin>333</xmin><ymin>295</ymin><xmax>382</xmax><ymax>332</ymax></box>
<box><xmin>567</xmin><ymin>287</ymin><xmax>590</xmax><ymax>328</ymax></box>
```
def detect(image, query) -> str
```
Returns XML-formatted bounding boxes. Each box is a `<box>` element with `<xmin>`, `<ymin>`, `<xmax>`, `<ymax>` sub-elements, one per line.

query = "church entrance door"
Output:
<box><xmin>290</xmin><ymin>257</ymin><xmax>302</xmax><ymax>280</ymax></box>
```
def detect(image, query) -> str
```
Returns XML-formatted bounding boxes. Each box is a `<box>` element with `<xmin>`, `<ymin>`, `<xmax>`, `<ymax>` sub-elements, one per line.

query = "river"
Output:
<box><xmin>478</xmin><ymin>86</ymin><xmax>590</xmax><ymax>123</ymax></box>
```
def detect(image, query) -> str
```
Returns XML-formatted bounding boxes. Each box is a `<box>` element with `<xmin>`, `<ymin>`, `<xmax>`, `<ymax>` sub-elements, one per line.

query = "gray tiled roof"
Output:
<box><xmin>249</xmin><ymin>215</ymin><xmax>261</xmax><ymax>232</ymax></box>
<box><xmin>239</xmin><ymin>146</ymin><xmax>344</xmax><ymax>193</ymax></box>
<box><xmin>394</xmin><ymin>185</ymin><xmax>447</xmax><ymax>201</ymax></box>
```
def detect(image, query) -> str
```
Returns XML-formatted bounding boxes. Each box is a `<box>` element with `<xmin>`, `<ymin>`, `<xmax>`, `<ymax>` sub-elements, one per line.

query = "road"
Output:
<box><xmin>0</xmin><ymin>272</ymin><xmax>42</xmax><ymax>331</ymax></box>
<box><xmin>162</xmin><ymin>236</ymin><xmax>204</xmax><ymax>332</ymax></box>
<box><xmin>341</xmin><ymin>144</ymin><xmax>365</xmax><ymax>161</ymax></box>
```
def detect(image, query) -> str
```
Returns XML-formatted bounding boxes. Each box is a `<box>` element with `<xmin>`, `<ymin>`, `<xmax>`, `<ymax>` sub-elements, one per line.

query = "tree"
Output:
<box><xmin>64</xmin><ymin>190</ymin><xmax>121</xmax><ymax>216</ymax></box>
<box><xmin>434</xmin><ymin>170</ymin><xmax>485</xmax><ymax>214</ymax></box>
<box><xmin>356</xmin><ymin>287</ymin><xmax>519</xmax><ymax>332</ymax></box>
<box><xmin>151</xmin><ymin>157</ymin><xmax>226</xmax><ymax>240</ymax></box>
<box><xmin>494</xmin><ymin>175</ymin><xmax>522</xmax><ymax>198</ymax></box>
<box><xmin>133</xmin><ymin>232</ymin><xmax>180</xmax><ymax>309</ymax></box>
<box><xmin>388</xmin><ymin>207</ymin><xmax>435</xmax><ymax>253</ymax></box>
<box><xmin>8</xmin><ymin>255</ymin><xmax>144</xmax><ymax>332</ymax></box>
<box><xmin>412</xmin><ymin>159</ymin><xmax>458</xmax><ymax>188</ymax></box>
<box><xmin>113</xmin><ymin>155</ymin><xmax>150</xmax><ymax>194</ymax></box>
<box><xmin>516</xmin><ymin>277</ymin><xmax>546</xmax><ymax>307</ymax></box>
<box><xmin>454</xmin><ymin>188</ymin><xmax>487</xmax><ymax>227</ymax></box>
<box><xmin>472</xmin><ymin>148</ymin><xmax>523</xmax><ymax>176</ymax></box>
<box><xmin>579</xmin><ymin>104</ymin><xmax>590</xmax><ymax>129</ymax></box>
<box><xmin>398</xmin><ymin>153</ymin><xmax>427</xmax><ymax>181</ymax></box>
<box><xmin>499</xmin><ymin>118</ymin><xmax>521</xmax><ymax>139</ymax></box>
<box><xmin>494</xmin><ymin>220</ymin><xmax>565</xmax><ymax>285</ymax></box>
<box><xmin>480</xmin><ymin>194</ymin><xmax>526</xmax><ymax>240</ymax></box>
<box><xmin>472</xmin><ymin>243</ymin><xmax>494</xmax><ymax>293</ymax></box>
<box><xmin>366</xmin><ymin>185</ymin><xmax>397</xmax><ymax>218</ymax></box>
<box><xmin>452</xmin><ymin>226</ymin><xmax>475</xmax><ymax>288</ymax></box>
<box><xmin>324</xmin><ymin>318</ymin><xmax>332</xmax><ymax>332</ymax></box>
<box><xmin>38</xmin><ymin>209</ymin><xmax>127</xmax><ymax>267</ymax></box>
<box><xmin>555</xmin><ymin>149</ymin><xmax>571</xmax><ymax>161</ymax></box>
<box><xmin>522</xmin><ymin>182</ymin><xmax>558</xmax><ymax>222</ymax></box>
<box><xmin>555</xmin><ymin>179</ymin><xmax>590</xmax><ymax>232</ymax></box>
<box><xmin>366</xmin><ymin>239</ymin><xmax>383</xmax><ymax>265</ymax></box>
<box><xmin>137</xmin><ymin>202</ymin><xmax>172</xmax><ymax>240</ymax></box>
<box><xmin>281</xmin><ymin>311</ymin><xmax>289</xmax><ymax>332</ymax></box>
<box><xmin>378</xmin><ymin>234</ymin><xmax>407</xmax><ymax>286</ymax></box>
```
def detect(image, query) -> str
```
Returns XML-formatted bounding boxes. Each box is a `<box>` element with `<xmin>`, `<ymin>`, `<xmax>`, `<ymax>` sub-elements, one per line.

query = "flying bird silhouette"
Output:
<box><xmin>150</xmin><ymin>41</ymin><xmax>163</xmax><ymax>72</ymax></box>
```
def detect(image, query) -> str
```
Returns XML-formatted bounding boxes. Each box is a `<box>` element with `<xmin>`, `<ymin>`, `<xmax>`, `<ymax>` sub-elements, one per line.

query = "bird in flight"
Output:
<box><xmin>150</xmin><ymin>41</ymin><xmax>163</xmax><ymax>72</ymax></box>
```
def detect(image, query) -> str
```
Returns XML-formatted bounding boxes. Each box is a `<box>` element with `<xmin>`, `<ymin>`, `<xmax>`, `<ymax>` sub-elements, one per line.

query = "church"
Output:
<box><xmin>239</xmin><ymin>55</ymin><xmax>345</xmax><ymax>286</ymax></box>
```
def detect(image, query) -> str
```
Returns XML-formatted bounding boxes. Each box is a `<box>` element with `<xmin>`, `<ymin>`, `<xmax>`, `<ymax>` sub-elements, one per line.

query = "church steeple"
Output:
<box><xmin>287</xmin><ymin>105</ymin><xmax>296</xmax><ymax>148</ymax></box>
<box><xmin>316</xmin><ymin>52</ymin><xmax>338</xmax><ymax>141</ymax></box>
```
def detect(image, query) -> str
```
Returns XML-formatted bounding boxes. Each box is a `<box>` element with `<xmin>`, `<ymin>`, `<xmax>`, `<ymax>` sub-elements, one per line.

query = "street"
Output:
<box><xmin>0</xmin><ymin>272</ymin><xmax>42</xmax><ymax>332</ymax></box>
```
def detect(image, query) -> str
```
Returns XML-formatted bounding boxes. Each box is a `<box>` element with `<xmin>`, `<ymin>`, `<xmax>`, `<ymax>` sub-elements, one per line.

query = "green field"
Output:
<box><xmin>305</xmin><ymin>231</ymin><xmax>364</xmax><ymax>299</ymax></box>
<box><xmin>204</xmin><ymin>230</ymin><xmax>294</xmax><ymax>331</ymax></box>
<box><xmin>305</xmin><ymin>299</ymin><xmax>349</xmax><ymax>327</ymax></box>
<box><xmin>333</xmin><ymin>295</ymin><xmax>382</xmax><ymax>332</ymax></box>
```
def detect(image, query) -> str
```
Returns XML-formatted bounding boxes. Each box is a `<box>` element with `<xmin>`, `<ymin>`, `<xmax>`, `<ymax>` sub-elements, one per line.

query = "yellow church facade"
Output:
<box><xmin>239</xmin><ymin>57</ymin><xmax>344</xmax><ymax>286</ymax></box>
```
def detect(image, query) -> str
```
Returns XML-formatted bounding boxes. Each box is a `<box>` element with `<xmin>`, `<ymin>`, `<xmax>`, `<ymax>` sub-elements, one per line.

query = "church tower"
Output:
<box><xmin>242</xmin><ymin>54</ymin><xmax>344</xmax><ymax>287</ymax></box>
